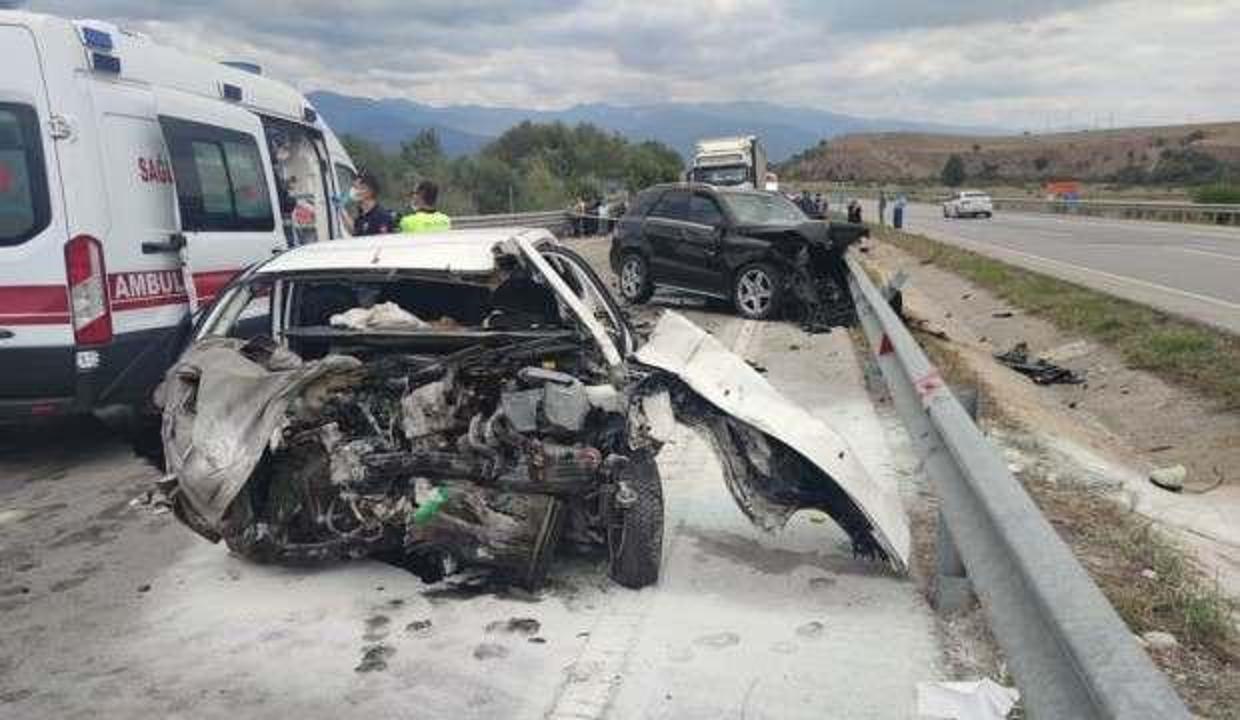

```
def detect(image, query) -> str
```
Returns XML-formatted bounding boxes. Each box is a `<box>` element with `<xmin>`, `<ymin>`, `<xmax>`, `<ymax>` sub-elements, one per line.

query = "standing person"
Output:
<box><xmin>351</xmin><ymin>171</ymin><xmax>396</xmax><ymax>236</ymax></box>
<box><xmin>598</xmin><ymin>198</ymin><xmax>610</xmax><ymax>234</ymax></box>
<box><xmin>878</xmin><ymin>190</ymin><xmax>888</xmax><ymax>226</ymax></box>
<box><xmin>847</xmin><ymin>199</ymin><xmax>863</xmax><ymax>224</ymax></box>
<box><xmin>399</xmin><ymin>180</ymin><xmax>452</xmax><ymax>234</ymax></box>
<box><xmin>894</xmin><ymin>194</ymin><xmax>907</xmax><ymax>229</ymax></box>
<box><xmin>572</xmin><ymin>197</ymin><xmax>586</xmax><ymax>237</ymax></box>
<box><xmin>813</xmin><ymin>193</ymin><xmax>825</xmax><ymax>218</ymax></box>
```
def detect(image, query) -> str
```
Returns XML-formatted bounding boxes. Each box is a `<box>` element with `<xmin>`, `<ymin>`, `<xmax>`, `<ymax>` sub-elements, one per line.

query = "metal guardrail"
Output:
<box><xmin>453</xmin><ymin>210</ymin><xmax>572</xmax><ymax>233</ymax></box>
<box><xmin>989</xmin><ymin>197</ymin><xmax>1240</xmax><ymax>225</ymax></box>
<box><xmin>845</xmin><ymin>252</ymin><xmax>1190</xmax><ymax>719</ymax></box>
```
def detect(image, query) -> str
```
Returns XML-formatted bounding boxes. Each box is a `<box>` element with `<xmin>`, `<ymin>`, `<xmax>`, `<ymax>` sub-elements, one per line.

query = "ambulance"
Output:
<box><xmin>0</xmin><ymin>11</ymin><xmax>357</xmax><ymax>421</ymax></box>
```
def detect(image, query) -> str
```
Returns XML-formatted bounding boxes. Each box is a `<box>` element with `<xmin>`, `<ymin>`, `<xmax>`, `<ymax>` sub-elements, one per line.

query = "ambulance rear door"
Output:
<box><xmin>154</xmin><ymin>87</ymin><xmax>282</xmax><ymax>313</ymax></box>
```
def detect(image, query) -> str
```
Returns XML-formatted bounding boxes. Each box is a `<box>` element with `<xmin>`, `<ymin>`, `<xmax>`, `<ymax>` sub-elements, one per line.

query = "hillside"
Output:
<box><xmin>307</xmin><ymin>91</ymin><xmax>1003</xmax><ymax>162</ymax></box>
<box><xmin>780</xmin><ymin>123</ymin><xmax>1240</xmax><ymax>183</ymax></box>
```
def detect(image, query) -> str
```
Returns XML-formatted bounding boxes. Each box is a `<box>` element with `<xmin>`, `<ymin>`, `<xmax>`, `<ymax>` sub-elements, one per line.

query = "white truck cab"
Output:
<box><xmin>688</xmin><ymin>136</ymin><xmax>768</xmax><ymax>191</ymax></box>
<box><xmin>0</xmin><ymin>10</ymin><xmax>355</xmax><ymax>421</ymax></box>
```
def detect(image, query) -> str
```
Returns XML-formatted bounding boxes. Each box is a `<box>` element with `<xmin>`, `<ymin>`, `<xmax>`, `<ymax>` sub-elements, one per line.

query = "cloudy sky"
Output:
<box><xmin>13</xmin><ymin>0</ymin><xmax>1240</xmax><ymax>129</ymax></box>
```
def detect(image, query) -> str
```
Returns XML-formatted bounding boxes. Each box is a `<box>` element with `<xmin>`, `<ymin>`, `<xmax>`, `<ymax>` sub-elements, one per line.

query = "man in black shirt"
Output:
<box><xmin>350</xmin><ymin>171</ymin><xmax>395</xmax><ymax>236</ymax></box>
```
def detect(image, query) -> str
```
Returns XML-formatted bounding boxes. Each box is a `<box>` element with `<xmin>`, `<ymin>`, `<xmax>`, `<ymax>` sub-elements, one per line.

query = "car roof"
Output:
<box><xmin>257</xmin><ymin>228</ymin><xmax>555</xmax><ymax>275</ymax></box>
<box><xmin>646</xmin><ymin>182</ymin><xmax>774</xmax><ymax>197</ymax></box>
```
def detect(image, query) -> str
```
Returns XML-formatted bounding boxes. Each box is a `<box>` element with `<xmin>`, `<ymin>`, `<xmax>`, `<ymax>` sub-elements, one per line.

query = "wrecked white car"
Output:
<box><xmin>153</xmin><ymin>228</ymin><xmax>909</xmax><ymax>589</ymax></box>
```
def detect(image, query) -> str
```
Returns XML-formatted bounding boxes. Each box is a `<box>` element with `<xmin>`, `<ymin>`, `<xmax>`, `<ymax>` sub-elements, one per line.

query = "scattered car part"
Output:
<box><xmin>994</xmin><ymin>342</ymin><xmax>1085</xmax><ymax>385</ymax></box>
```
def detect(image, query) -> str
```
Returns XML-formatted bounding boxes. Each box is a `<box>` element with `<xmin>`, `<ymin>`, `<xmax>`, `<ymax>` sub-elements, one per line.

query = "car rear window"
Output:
<box><xmin>0</xmin><ymin>103</ymin><xmax>52</xmax><ymax>247</ymax></box>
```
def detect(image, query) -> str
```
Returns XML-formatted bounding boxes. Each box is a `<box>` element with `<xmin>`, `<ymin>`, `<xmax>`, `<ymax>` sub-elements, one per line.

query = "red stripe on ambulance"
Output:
<box><xmin>0</xmin><ymin>285</ymin><xmax>70</xmax><ymax>325</ymax></box>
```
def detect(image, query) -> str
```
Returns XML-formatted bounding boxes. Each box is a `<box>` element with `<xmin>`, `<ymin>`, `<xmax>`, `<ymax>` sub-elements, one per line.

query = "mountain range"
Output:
<box><xmin>307</xmin><ymin>90</ymin><xmax>1005</xmax><ymax>162</ymax></box>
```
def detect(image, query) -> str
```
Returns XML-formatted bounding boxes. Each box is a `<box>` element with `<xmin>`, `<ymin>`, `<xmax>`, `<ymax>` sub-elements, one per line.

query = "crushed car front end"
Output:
<box><xmin>153</xmin><ymin>229</ymin><xmax>908</xmax><ymax>592</ymax></box>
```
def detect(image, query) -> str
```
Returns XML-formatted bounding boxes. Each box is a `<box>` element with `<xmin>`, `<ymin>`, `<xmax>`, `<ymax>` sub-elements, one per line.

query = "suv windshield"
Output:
<box><xmin>0</xmin><ymin>104</ymin><xmax>51</xmax><ymax>246</ymax></box>
<box><xmin>690</xmin><ymin>165</ymin><xmax>749</xmax><ymax>186</ymax></box>
<box><xmin>719</xmin><ymin>191</ymin><xmax>806</xmax><ymax>225</ymax></box>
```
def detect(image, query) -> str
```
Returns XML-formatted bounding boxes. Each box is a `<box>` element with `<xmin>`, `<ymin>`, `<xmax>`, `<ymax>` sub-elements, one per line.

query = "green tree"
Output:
<box><xmin>400</xmin><ymin>128</ymin><xmax>445</xmax><ymax>175</ymax></box>
<box><xmin>940</xmin><ymin>154</ymin><xmax>966</xmax><ymax>186</ymax></box>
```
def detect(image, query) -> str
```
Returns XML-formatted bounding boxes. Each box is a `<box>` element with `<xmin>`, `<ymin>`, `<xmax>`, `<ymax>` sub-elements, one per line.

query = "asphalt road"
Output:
<box><xmin>871</xmin><ymin>201</ymin><xmax>1240</xmax><ymax>335</ymax></box>
<box><xmin>0</xmin><ymin>239</ymin><xmax>944</xmax><ymax>719</ymax></box>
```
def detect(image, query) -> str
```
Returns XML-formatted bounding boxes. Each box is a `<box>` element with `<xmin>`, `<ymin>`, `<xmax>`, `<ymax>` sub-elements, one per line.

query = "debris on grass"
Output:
<box><xmin>994</xmin><ymin>342</ymin><xmax>1085</xmax><ymax>385</ymax></box>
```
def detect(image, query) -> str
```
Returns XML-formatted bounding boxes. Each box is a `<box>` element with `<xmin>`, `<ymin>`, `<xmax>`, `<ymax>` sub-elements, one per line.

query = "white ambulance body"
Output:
<box><xmin>0</xmin><ymin>11</ymin><xmax>356</xmax><ymax>421</ymax></box>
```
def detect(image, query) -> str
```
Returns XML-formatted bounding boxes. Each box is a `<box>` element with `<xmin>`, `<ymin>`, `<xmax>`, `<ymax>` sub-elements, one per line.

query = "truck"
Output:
<box><xmin>0</xmin><ymin>10</ymin><xmax>356</xmax><ymax>423</ymax></box>
<box><xmin>687</xmin><ymin>136</ymin><xmax>767</xmax><ymax>190</ymax></box>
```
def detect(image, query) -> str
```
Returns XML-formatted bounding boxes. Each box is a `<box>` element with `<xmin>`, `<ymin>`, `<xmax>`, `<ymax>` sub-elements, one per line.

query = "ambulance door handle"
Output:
<box><xmin>142</xmin><ymin>232</ymin><xmax>187</xmax><ymax>254</ymax></box>
<box><xmin>0</xmin><ymin>329</ymin><xmax>14</xmax><ymax>340</ymax></box>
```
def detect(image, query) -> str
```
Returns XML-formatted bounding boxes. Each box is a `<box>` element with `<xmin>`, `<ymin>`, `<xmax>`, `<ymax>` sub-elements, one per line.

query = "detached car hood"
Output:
<box><xmin>635</xmin><ymin>311</ymin><xmax>910</xmax><ymax>571</ymax></box>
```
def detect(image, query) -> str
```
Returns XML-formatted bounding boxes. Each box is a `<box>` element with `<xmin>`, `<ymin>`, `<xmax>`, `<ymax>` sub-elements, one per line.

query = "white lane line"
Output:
<box><xmin>926</xmin><ymin>231</ymin><xmax>1240</xmax><ymax>314</ymax></box>
<box><xmin>1177</xmin><ymin>246</ymin><xmax>1240</xmax><ymax>263</ymax></box>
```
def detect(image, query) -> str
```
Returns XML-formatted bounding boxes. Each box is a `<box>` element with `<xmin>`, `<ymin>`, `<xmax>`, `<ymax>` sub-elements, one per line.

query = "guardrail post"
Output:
<box><xmin>934</xmin><ymin>510</ymin><xmax>973</xmax><ymax>613</ymax></box>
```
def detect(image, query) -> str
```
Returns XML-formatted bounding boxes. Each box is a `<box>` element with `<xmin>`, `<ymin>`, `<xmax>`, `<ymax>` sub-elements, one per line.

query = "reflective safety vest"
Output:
<box><xmin>399</xmin><ymin>210</ymin><xmax>452</xmax><ymax>234</ymax></box>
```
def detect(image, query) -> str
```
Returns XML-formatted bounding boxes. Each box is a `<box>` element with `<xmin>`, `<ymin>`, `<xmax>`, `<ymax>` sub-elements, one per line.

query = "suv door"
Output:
<box><xmin>155</xmin><ymin>89</ymin><xmax>281</xmax><ymax>313</ymax></box>
<box><xmin>677</xmin><ymin>192</ymin><xmax>728</xmax><ymax>294</ymax></box>
<box><xmin>643</xmin><ymin>189</ymin><xmax>690</xmax><ymax>285</ymax></box>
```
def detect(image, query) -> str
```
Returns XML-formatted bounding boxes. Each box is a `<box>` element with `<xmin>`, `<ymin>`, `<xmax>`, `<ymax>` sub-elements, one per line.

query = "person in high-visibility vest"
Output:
<box><xmin>399</xmin><ymin>180</ymin><xmax>452</xmax><ymax>234</ymax></box>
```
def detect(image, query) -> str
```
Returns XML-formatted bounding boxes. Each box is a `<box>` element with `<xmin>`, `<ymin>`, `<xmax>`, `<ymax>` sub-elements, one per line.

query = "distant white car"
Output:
<box><xmin>943</xmin><ymin>191</ymin><xmax>993</xmax><ymax>219</ymax></box>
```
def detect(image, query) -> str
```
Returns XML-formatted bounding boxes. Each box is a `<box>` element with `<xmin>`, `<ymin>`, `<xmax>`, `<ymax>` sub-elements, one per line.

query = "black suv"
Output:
<box><xmin>609</xmin><ymin>183</ymin><xmax>868</xmax><ymax>322</ymax></box>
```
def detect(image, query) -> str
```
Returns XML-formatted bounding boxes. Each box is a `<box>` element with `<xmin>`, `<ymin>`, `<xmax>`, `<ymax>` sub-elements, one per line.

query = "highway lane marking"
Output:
<box><xmin>1177</xmin><ymin>246</ymin><xmax>1240</xmax><ymax>263</ymax></box>
<box><xmin>924</xmin><ymin>230</ymin><xmax>1240</xmax><ymax>316</ymax></box>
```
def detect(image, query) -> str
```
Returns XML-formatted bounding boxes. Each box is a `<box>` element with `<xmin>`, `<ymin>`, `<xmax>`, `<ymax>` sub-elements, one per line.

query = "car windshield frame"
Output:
<box><xmin>718</xmin><ymin>191</ymin><xmax>807</xmax><ymax>226</ymax></box>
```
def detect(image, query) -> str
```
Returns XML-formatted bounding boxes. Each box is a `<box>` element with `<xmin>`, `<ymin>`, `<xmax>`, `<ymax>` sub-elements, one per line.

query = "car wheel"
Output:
<box><xmin>733</xmin><ymin>262</ymin><xmax>783</xmax><ymax>320</ymax></box>
<box><xmin>983</xmin><ymin>211</ymin><xmax>993</xmax><ymax>219</ymax></box>
<box><xmin>618</xmin><ymin>253</ymin><xmax>653</xmax><ymax>304</ymax></box>
<box><xmin>607</xmin><ymin>453</ymin><xmax>663</xmax><ymax>589</ymax></box>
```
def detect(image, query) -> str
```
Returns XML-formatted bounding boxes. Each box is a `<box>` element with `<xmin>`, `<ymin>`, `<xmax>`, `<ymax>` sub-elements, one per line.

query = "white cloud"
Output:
<box><xmin>20</xmin><ymin>0</ymin><xmax>1240</xmax><ymax>128</ymax></box>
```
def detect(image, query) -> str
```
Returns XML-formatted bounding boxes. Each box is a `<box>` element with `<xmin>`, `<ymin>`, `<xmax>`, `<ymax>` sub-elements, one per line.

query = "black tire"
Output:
<box><xmin>607</xmin><ymin>454</ymin><xmax>664</xmax><ymax>589</ymax></box>
<box><xmin>617</xmin><ymin>253</ymin><xmax>654</xmax><ymax>304</ymax></box>
<box><xmin>983</xmin><ymin>211</ymin><xmax>993</xmax><ymax>219</ymax></box>
<box><xmin>733</xmin><ymin>262</ymin><xmax>784</xmax><ymax>320</ymax></box>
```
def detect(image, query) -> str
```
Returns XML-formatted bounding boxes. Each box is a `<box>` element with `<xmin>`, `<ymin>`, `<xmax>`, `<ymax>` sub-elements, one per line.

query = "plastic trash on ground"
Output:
<box><xmin>916</xmin><ymin>678</ymin><xmax>1019</xmax><ymax>719</ymax></box>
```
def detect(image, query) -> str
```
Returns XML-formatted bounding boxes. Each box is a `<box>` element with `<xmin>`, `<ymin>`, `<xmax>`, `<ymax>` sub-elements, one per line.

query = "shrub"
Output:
<box><xmin>940</xmin><ymin>154</ymin><xmax>966</xmax><ymax>186</ymax></box>
<box><xmin>1191</xmin><ymin>184</ymin><xmax>1240</xmax><ymax>204</ymax></box>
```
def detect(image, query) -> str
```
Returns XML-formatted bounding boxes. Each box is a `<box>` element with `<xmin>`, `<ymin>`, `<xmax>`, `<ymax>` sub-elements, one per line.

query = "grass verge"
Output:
<box><xmin>872</xmin><ymin>225</ymin><xmax>1240</xmax><ymax>409</ymax></box>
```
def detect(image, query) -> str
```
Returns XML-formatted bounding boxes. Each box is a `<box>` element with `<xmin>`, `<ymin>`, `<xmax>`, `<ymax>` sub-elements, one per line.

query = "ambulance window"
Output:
<box><xmin>0</xmin><ymin>104</ymin><xmax>51</xmax><ymax>247</ymax></box>
<box><xmin>190</xmin><ymin>141</ymin><xmax>232</xmax><ymax>216</ymax></box>
<box><xmin>162</xmin><ymin>117</ymin><xmax>275</xmax><ymax>233</ymax></box>
<box><xmin>334</xmin><ymin>163</ymin><xmax>355</xmax><ymax>195</ymax></box>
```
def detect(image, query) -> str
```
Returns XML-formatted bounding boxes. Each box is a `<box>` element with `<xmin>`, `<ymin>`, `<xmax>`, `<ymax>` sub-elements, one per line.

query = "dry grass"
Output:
<box><xmin>874</xmin><ymin>225</ymin><xmax>1240</xmax><ymax>410</ymax></box>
